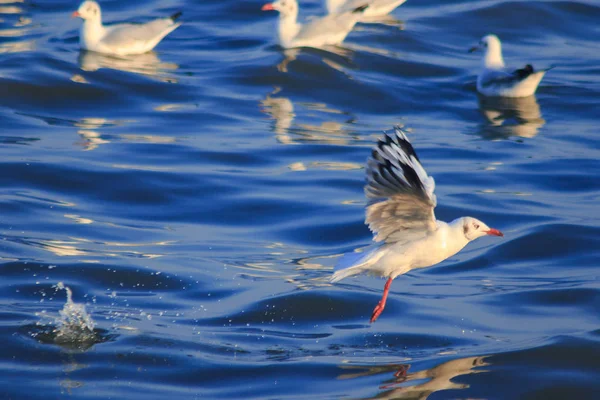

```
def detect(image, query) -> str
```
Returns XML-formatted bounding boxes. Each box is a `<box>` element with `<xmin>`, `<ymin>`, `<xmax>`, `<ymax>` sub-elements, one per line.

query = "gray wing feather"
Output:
<box><xmin>102</xmin><ymin>18</ymin><xmax>179</xmax><ymax>47</ymax></box>
<box><xmin>337</xmin><ymin>0</ymin><xmax>406</xmax><ymax>14</ymax></box>
<box><xmin>479</xmin><ymin>65</ymin><xmax>535</xmax><ymax>89</ymax></box>
<box><xmin>295</xmin><ymin>11</ymin><xmax>359</xmax><ymax>43</ymax></box>
<box><xmin>365</xmin><ymin>127</ymin><xmax>437</xmax><ymax>244</ymax></box>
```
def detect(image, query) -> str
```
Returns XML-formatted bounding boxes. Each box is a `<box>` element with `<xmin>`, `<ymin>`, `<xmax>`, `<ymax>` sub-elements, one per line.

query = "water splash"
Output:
<box><xmin>52</xmin><ymin>282</ymin><xmax>96</xmax><ymax>344</ymax></box>
<box><xmin>27</xmin><ymin>282</ymin><xmax>109</xmax><ymax>350</ymax></box>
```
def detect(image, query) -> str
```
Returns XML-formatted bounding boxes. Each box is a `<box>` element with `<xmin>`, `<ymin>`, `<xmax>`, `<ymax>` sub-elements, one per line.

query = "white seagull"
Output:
<box><xmin>72</xmin><ymin>1</ymin><xmax>182</xmax><ymax>56</ymax></box>
<box><xmin>261</xmin><ymin>0</ymin><xmax>368</xmax><ymax>49</ymax></box>
<box><xmin>331</xmin><ymin>128</ymin><xmax>503</xmax><ymax>323</ymax></box>
<box><xmin>326</xmin><ymin>0</ymin><xmax>407</xmax><ymax>18</ymax></box>
<box><xmin>469</xmin><ymin>34</ymin><xmax>552</xmax><ymax>98</ymax></box>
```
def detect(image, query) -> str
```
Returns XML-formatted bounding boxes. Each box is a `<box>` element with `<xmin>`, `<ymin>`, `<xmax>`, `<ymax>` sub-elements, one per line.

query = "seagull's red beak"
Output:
<box><xmin>486</xmin><ymin>228</ymin><xmax>503</xmax><ymax>237</ymax></box>
<box><xmin>71</xmin><ymin>11</ymin><xmax>81</xmax><ymax>18</ymax></box>
<box><xmin>261</xmin><ymin>3</ymin><xmax>275</xmax><ymax>11</ymax></box>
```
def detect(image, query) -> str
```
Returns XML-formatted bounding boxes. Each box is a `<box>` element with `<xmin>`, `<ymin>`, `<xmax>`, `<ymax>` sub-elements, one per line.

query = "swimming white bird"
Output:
<box><xmin>326</xmin><ymin>0</ymin><xmax>406</xmax><ymax>18</ymax></box>
<box><xmin>261</xmin><ymin>0</ymin><xmax>368</xmax><ymax>49</ymax></box>
<box><xmin>469</xmin><ymin>34</ymin><xmax>552</xmax><ymax>98</ymax></box>
<box><xmin>331</xmin><ymin>127</ymin><xmax>503</xmax><ymax>323</ymax></box>
<box><xmin>72</xmin><ymin>1</ymin><xmax>182</xmax><ymax>56</ymax></box>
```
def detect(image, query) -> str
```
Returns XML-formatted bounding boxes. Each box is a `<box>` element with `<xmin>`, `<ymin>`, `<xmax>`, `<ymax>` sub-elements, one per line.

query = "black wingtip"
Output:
<box><xmin>352</xmin><ymin>4</ymin><xmax>369</xmax><ymax>13</ymax></box>
<box><xmin>515</xmin><ymin>64</ymin><xmax>534</xmax><ymax>79</ymax></box>
<box><xmin>368</xmin><ymin>128</ymin><xmax>427</xmax><ymax>200</ymax></box>
<box><xmin>379</xmin><ymin>126</ymin><xmax>421</xmax><ymax>163</ymax></box>
<box><xmin>170</xmin><ymin>11</ymin><xmax>182</xmax><ymax>22</ymax></box>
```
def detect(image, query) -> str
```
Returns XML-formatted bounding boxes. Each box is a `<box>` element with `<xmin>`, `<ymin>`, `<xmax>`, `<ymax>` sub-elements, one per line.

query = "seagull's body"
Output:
<box><xmin>73</xmin><ymin>1</ymin><xmax>181</xmax><ymax>56</ymax></box>
<box><xmin>334</xmin><ymin>221</ymin><xmax>471</xmax><ymax>281</ymax></box>
<box><xmin>326</xmin><ymin>0</ymin><xmax>406</xmax><ymax>18</ymax></box>
<box><xmin>262</xmin><ymin>0</ymin><xmax>368</xmax><ymax>49</ymax></box>
<box><xmin>470</xmin><ymin>34</ymin><xmax>550</xmax><ymax>98</ymax></box>
<box><xmin>331</xmin><ymin>128</ymin><xmax>503</xmax><ymax>323</ymax></box>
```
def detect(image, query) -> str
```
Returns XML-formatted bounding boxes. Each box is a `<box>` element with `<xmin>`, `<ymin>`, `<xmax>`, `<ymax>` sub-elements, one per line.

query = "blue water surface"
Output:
<box><xmin>0</xmin><ymin>0</ymin><xmax>599</xmax><ymax>398</ymax></box>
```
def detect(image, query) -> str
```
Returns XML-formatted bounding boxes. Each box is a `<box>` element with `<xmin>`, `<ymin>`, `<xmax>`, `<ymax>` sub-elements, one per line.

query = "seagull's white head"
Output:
<box><xmin>261</xmin><ymin>0</ymin><xmax>298</xmax><ymax>19</ymax></box>
<box><xmin>476</xmin><ymin>35</ymin><xmax>501</xmax><ymax>50</ymax></box>
<box><xmin>461</xmin><ymin>217</ymin><xmax>503</xmax><ymax>241</ymax></box>
<box><xmin>72</xmin><ymin>1</ymin><xmax>101</xmax><ymax>22</ymax></box>
<box><xmin>469</xmin><ymin>34</ymin><xmax>504</xmax><ymax>68</ymax></box>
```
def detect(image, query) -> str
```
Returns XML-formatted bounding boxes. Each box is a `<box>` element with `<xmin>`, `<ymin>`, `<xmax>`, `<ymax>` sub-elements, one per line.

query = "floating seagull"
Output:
<box><xmin>261</xmin><ymin>0</ymin><xmax>368</xmax><ymax>49</ymax></box>
<box><xmin>469</xmin><ymin>34</ymin><xmax>552</xmax><ymax>98</ymax></box>
<box><xmin>331</xmin><ymin>127</ymin><xmax>503</xmax><ymax>323</ymax></box>
<box><xmin>326</xmin><ymin>0</ymin><xmax>406</xmax><ymax>18</ymax></box>
<box><xmin>72</xmin><ymin>1</ymin><xmax>182</xmax><ymax>56</ymax></box>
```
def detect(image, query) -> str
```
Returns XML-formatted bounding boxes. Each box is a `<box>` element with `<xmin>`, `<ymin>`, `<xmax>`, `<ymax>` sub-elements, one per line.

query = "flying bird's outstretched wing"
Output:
<box><xmin>365</xmin><ymin>127</ymin><xmax>437</xmax><ymax>245</ymax></box>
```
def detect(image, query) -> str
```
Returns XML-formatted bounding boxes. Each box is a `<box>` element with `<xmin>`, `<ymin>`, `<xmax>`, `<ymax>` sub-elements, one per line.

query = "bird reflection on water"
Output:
<box><xmin>338</xmin><ymin>355</ymin><xmax>489</xmax><ymax>399</ymax></box>
<box><xmin>260</xmin><ymin>87</ymin><xmax>360</xmax><ymax>145</ymax></box>
<box><xmin>477</xmin><ymin>94</ymin><xmax>545</xmax><ymax>139</ymax></box>
<box><xmin>77</xmin><ymin>50</ymin><xmax>179</xmax><ymax>82</ymax></box>
<box><xmin>276</xmin><ymin>46</ymin><xmax>356</xmax><ymax>73</ymax></box>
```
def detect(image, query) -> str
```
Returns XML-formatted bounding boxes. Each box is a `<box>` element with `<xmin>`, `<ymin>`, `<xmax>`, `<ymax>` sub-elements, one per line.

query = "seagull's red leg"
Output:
<box><xmin>370</xmin><ymin>277</ymin><xmax>393</xmax><ymax>323</ymax></box>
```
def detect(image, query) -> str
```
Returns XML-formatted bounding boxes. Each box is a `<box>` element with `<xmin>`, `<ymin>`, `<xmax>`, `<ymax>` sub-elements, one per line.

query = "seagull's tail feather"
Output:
<box><xmin>331</xmin><ymin>264</ymin><xmax>367</xmax><ymax>283</ymax></box>
<box><xmin>335</xmin><ymin>250</ymin><xmax>369</xmax><ymax>272</ymax></box>
<box><xmin>170</xmin><ymin>11</ymin><xmax>182</xmax><ymax>22</ymax></box>
<box><xmin>331</xmin><ymin>244</ymin><xmax>385</xmax><ymax>283</ymax></box>
<box><xmin>541</xmin><ymin>64</ymin><xmax>556</xmax><ymax>73</ymax></box>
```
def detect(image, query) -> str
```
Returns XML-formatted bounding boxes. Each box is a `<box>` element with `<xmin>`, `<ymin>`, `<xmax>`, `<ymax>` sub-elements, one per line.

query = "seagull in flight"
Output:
<box><xmin>331</xmin><ymin>127</ymin><xmax>503</xmax><ymax>323</ymax></box>
<box><xmin>469</xmin><ymin>34</ymin><xmax>552</xmax><ymax>98</ymax></box>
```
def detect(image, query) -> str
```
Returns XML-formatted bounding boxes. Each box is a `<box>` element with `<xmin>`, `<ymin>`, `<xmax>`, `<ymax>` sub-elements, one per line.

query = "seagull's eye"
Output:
<box><xmin>473</xmin><ymin>223</ymin><xmax>480</xmax><ymax>230</ymax></box>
